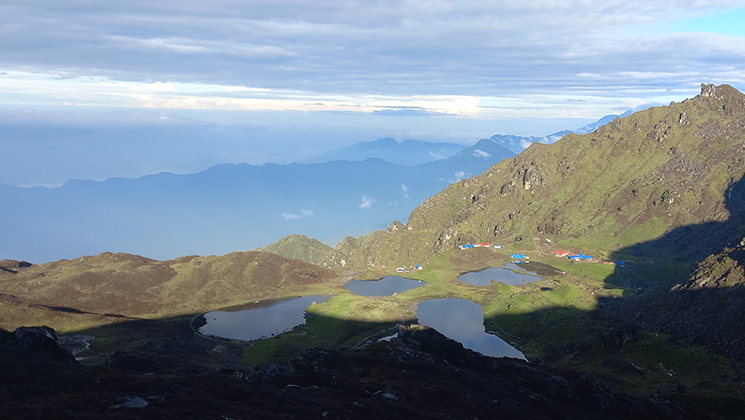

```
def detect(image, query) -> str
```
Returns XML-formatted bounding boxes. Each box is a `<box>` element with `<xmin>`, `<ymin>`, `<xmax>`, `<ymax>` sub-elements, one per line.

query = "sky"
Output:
<box><xmin>2</xmin><ymin>0</ymin><xmax>745</xmax><ymax>187</ymax></box>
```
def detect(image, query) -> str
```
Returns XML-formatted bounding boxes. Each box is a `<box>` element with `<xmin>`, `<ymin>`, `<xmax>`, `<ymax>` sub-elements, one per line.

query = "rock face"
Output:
<box><xmin>325</xmin><ymin>84</ymin><xmax>745</xmax><ymax>269</ymax></box>
<box><xmin>0</xmin><ymin>259</ymin><xmax>33</xmax><ymax>273</ymax></box>
<box><xmin>14</xmin><ymin>326</ymin><xmax>58</xmax><ymax>350</ymax></box>
<box><xmin>678</xmin><ymin>239</ymin><xmax>745</xmax><ymax>290</ymax></box>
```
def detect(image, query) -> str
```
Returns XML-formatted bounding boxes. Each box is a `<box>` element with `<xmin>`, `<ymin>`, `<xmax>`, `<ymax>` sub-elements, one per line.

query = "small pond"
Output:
<box><xmin>345</xmin><ymin>276</ymin><xmax>425</xmax><ymax>296</ymax></box>
<box><xmin>198</xmin><ymin>295</ymin><xmax>328</xmax><ymax>341</ymax></box>
<box><xmin>416</xmin><ymin>298</ymin><xmax>526</xmax><ymax>359</ymax></box>
<box><xmin>458</xmin><ymin>263</ymin><xmax>553</xmax><ymax>286</ymax></box>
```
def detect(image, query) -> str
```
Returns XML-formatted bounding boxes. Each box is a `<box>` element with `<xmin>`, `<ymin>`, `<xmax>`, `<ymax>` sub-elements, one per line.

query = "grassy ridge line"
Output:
<box><xmin>0</xmin><ymin>251</ymin><xmax>341</xmax><ymax>331</ymax></box>
<box><xmin>255</xmin><ymin>234</ymin><xmax>333</xmax><ymax>265</ymax></box>
<box><xmin>324</xmin><ymin>84</ymin><xmax>745</xmax><ymax>270</ymax></box>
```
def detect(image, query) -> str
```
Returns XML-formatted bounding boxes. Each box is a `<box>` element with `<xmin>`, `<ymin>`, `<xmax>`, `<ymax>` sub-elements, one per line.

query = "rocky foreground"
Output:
<box><xmin>1</xmin><ymin>325</ymin><xmax>706</xmax><ymax>420</ymax></box>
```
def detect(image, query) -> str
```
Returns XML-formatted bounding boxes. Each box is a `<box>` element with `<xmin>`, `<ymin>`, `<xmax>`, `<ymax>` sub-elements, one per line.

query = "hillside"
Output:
<box><xmin>0</xmin><ymin>251</ymin><xmax>337</xmax><ymax>328</ymax></box>
<box><xmin>325</xmin><ymin>84</ymin><xmax>745</xmax><ymax>269</ymax></box>
<box><xmin>255</xmin><ymin>234</ymin><xmax>333</xmax><ymax>265</ymax></box>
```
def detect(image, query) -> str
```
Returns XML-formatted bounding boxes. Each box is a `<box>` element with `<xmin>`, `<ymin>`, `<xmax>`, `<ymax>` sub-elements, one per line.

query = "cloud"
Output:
<box><xmin>282</xmin><ymin>209</ymin><xmax>313</xmax><ymax>220</ymax></box>
<box><xmin>401</xmin><ymin>184</ymin><xmax>410</xmax><ymax>198</ymax></box>
<box><xmin>359</xmin><ymin>195</ymin><xmax>376</xmax><ymax>209</ymax></box>
<box><xmin>472</xmin><ymin>149</ymin><xmax>491</xmax><ymax>158</ymax></box>
<box><xmin>2</xmin><ymin>1</ymin><xmax>744</xmax><ymax>110</ymax></box>
<box><xmin>519</xmin><ymin>138</ymin><xmax>534</xmax><ymax>150</ymax></box>
<box><xmin>429</xmin><ymin>151</ymin><xmax>446</xmax><ymax>160</ymax></box>
<box><xmin>450</xmin><ymin>170</ymin><xmax>471</xmax><ymax>182</ymax></box>
<box><xmin>372</xmin><ymin>107</ymin><xmax>437</xmax><ymax>116</ymax></box>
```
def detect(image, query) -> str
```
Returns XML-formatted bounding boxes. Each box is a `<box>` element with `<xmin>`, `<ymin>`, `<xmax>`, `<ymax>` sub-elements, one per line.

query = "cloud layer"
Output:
<box><xmin>282</xmin><ymin>209</ymin><xmax>314</xmax><ymax>220</ymax></box>
<box><xmin>3</xmin><ymin>2</ymin><xmax>745</xmax><ymax>187</ymax></box>
<box><xmin>2</xmin><ymin>1</ymin><xmax>744</xmax><ymax>109</ymax></box>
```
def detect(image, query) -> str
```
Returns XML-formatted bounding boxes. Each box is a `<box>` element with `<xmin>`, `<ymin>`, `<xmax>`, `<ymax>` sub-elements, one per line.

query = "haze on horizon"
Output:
<box><xmin>2</xmin><ymin>1</ymin><xmax>745</xmax><ymax>187</ymax></box>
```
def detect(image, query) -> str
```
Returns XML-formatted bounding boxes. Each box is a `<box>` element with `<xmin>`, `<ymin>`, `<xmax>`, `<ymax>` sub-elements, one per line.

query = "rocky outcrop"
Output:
<box><xmin>0</xmin><ymin>259</ymin><xmax>33</xmax><ymax>273</ymax></box>
<box><xmin>0</xmin><ymin>326</ymin><xmax>76</xmax><ymax>363</ymax></box>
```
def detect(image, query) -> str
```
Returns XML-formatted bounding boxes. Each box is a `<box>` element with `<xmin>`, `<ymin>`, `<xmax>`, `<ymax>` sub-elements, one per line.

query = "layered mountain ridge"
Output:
<box><xmin>0</xmin><ymin>139</ymin><xmax>513</xmax><ymax>264</ymax></box>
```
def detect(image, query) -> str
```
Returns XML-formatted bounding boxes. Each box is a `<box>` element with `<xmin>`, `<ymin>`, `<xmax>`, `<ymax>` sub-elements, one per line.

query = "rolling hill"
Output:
<box><xmin>254</xmin><ymin>234</ymin><xmax>333</xmax><ymax>265</ymax></box>
<box><xmin>0</xmin><ymin>251</ymin><xmax>337</xmax><ymax>324</ymax></box>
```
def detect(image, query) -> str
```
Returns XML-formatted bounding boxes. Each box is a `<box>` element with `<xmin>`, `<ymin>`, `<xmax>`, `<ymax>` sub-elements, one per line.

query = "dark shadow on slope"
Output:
<box><xmin>486</xmin><ymin>176</ymin><xmax>745</xmax><ymax>416</ymax></box>
<box><xmin>604</xmin><ymin>174</ymin><xmax>745</xmax><ymax>289</ymax></box>
<box><xmin>598</xmin><ymin>174</ymin><xmax>745</xmax><ymax>361</ymax></box>
<box><xmin>0</xmin><ymin>313</ymin><xmax>705</xmax><ymax>419</ymax></box>
<box><xmin>31</xmin><ymin>304</ymin><xmax>132</xmax><ymax>317</ymax></box>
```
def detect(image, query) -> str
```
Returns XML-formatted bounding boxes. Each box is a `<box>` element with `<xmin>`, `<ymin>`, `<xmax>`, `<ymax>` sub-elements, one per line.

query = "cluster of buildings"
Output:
<box><xmin>395</xmin><ymin>265</ymin><xmax>423</xmax><ymax>273</ymax></box>
<box><xmin>456</xmin><ymin>242</ymin><xmax>626</xmax><ymax>267</ymax></box>
<box><xmin>554</xmin><ymin>250</ymin><xmax>593</xmax><ymax>261</ymax></box>
<box><xmin>460</xmin><ymin>243</ymin><xmax>502</xmax><ymax>249</ymax></box>
<box><xmin>554</xmin><ymin>250</ymin><xmax>625</xmax><ymax>266</ymax></box>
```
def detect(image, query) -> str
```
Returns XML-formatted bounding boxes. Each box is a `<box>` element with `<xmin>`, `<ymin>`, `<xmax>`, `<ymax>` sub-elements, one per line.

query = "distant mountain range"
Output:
<box><xmin>488</xmin><ymin>106</ymin><xmax>653</xmax><ymax>154</ymax></box>
<box><xmin>298</xmin><ymin>110</ymin><xmax>651</xmax><ymax>166</ymax></box>
<box><xmin>1</xmin><ymin>107</ymin><xmax>646</xmax><ymax>264</ymax></box>
<box><xmin>298</xmin><ymin>138</ymin><xmax>468</xmax><ymax>166</ymax></box>
<box><xmin>0</xmin><ymin>139</ymin><xmax>513</xmax><ymax>264</ymax></box>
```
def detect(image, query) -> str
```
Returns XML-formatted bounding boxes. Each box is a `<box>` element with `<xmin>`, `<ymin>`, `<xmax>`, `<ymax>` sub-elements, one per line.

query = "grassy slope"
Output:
<box><xmin>0</xmin><ymin>251</ymin><xmax>341</xmax><ymax>331</ymax></box>
<box><xmin>255</xmin><ymin>234</ymin><xmax>333</xmax><ymax>265</ymax></box>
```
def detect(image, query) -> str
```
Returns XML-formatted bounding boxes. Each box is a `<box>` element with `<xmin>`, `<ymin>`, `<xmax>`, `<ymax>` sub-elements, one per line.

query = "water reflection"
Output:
<box><xmin>458</xmin><ymin>264</ymin><xmax>544</xmax><ymax>286</ymax></box>
<box><xmin>345</xmin><ymin>276</ymin><xmax>425</xmax><ymax>296</ymax></box>
<box><xmin>199</xmin><ymin>295</ymin><xmax>328</xmax><ymax>341</ymax></box>
<box><xmin>417</xmin><ymin>298</ymin><xmax>525</xmax><ymax>359</ymax></box>
<box><xmin>504</xmin><ymin>262</ymin><xmax>561</xmax><ymax>277</ymax></box>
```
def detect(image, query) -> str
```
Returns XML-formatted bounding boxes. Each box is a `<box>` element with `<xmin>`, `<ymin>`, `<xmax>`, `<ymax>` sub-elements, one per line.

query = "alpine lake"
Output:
<box><xmin>196</xmin><ymin>262</ymin><xmax>561</xmax><ymax>359</ymax></box>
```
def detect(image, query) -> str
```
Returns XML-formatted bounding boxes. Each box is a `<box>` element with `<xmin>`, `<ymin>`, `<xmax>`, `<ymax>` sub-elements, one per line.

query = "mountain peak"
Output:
<box><xmin>369</xmin><ymin>137</ymin><xmax>398</xmax><ymax>145</ymax></box>
<box><xmin>700</xmin><ymin>83</ymin><xmax>743</xmax><ymax>100</ymax></box>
